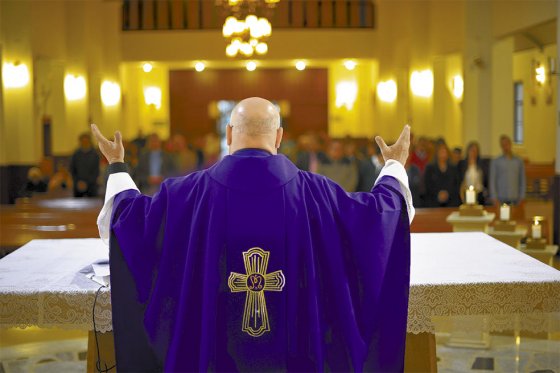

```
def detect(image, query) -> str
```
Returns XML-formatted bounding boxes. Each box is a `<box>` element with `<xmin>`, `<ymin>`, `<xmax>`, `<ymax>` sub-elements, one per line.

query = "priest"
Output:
<box><xmin>94</xmin><ymin>97</ymin><xmax>414</xmax><ymax>372</ymax></box>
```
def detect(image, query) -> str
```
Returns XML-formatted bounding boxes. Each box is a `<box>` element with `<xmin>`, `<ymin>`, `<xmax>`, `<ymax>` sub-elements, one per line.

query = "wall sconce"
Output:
<box><xmin>410</xmin><ymin>69</ymin><xmax>433</xmax><ymax>98</ymax></box>
<box><xmin>344</xmin><ymin>60</ymin><xmax>357</xmax><ymax>71</ymax></box>
<box><xmin>100</xmin><ymin>81</ymin><xmax>121</xmax><ymax>106</ymax></box>
<box><xmin>376</xmin><ymin>79</ymin><xmax>397</xmax><ymax>103</ymax></box>
<box><xmin>535</xmin><ymin>63</ymin><xmax>546</xmax><ymax>85</ymax></box>
<box><xmin>64</xmin><ymin>74</ymin><xmax>87</xmax><ymax>101</ymax></box>
<box><xmin>451</xmin><ymin>75</ymin><xmax>464</xmax><ymax>100</ymax></box>
<box><xmin>335</xmin><ymin>81</ymin><xmax>358</xmax><ymax>110</ymax></box>
<box><xmin>3</xmin><ymin>62</ymin><xmax>30</xmax><ymax>88</ymax></box>
<box><xmin>144</xmin><ymin>86</ymin><xmax>162</xmax><ymax>109</ymax></box>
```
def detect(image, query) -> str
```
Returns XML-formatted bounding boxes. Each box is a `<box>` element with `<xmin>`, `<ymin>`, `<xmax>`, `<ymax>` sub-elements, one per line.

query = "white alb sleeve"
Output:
<box><xmin>96</xmin><ymin>172</ymin><xmax>140</xmax><ymax>245</ymax></box>
<box><xmin>374</xmin><ymin>160</ymin><xmax>415</xmax><ymax>224</ymax></box>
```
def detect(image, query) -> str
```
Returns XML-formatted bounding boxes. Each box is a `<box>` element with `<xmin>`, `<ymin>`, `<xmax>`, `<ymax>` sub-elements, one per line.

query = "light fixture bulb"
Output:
<box><xmin>255</xmin><ymin>42</ymin><xmax>268</xmax><ymax>55</ymax></box>
<box><xmin>64</xmin><ymin>74</ymin><xmax>87</xmax><ymax>101</ymax></box>
<box><xmin>100</xmin><ymin>81</ymin><xmax>121</xmax><ymax>106</ymax></box>
<box><xmin>195</xmin><ymin>62</ymin><xmax>205</xmax><ymax>72</ymax></box>
<box><xmin>142</xmin><ymin>63</ymin><xmax>153</xmax><ymax>73</ymax></box>
<box><xmin>295</xmin><ymin>61</ymin><xmax>306</xmax><ymax>71</ymax></box>
<box><xmin>376</xmin><ymin>80</ymin><xmax>397</xmax><ymax>103</ymax></box>
<box><xmin>246</xmin><ymin>61</ymin><xmax>257</xmax><ymax>71</ymax></box>
<box><xmin>344</xmin><ymin>60</ymin><xmax>357</xmax><ymax>71</ymax></box>
<box><xmin>3</xmin><ymin>62</ymin><xmax>30</xmax><ymax>88</ymax></box>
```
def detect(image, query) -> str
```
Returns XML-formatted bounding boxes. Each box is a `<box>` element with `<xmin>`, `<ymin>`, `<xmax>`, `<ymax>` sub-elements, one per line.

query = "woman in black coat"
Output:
<box><xmin>423</xmin><ymin>142</ymin><xmax>461</xmax><ymax>207</ymax></box>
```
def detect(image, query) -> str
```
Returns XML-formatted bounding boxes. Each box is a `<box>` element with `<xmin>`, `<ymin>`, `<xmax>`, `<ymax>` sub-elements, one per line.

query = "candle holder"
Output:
<box><xmin>527</xmin><ymin>216</ymin><xmax>547</xmax><ymax>249</ymax></box>
<box><xmin>459</xmin><ymin>186</ymin><xmax>485</xmax><ymax>216</ymax></box>
<box><xmin>494</xmin><ymin>203</ymin><xmax>516</xmax><ymax>231</ymax></box>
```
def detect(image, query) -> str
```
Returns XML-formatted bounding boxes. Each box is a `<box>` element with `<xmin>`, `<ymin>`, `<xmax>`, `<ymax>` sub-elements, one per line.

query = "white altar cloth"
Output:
<box><xmin>1</xmin><ymin>233</ymin><xmax>559</xmax><ymax>334</ymax></box>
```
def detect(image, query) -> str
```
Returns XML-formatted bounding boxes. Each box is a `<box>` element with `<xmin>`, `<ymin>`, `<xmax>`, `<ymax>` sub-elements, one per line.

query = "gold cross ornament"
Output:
<box><xmin>228</xmin><ymin>247</ymin><xmax>286</xmax><ymax>337</ymax></box>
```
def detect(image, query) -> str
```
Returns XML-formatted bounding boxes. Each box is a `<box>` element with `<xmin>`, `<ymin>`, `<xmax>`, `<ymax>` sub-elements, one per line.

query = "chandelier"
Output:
<box><xmin>216</xmin><ymin>0</ymin><xmax>280</xmax><ymax>58</ymax></box>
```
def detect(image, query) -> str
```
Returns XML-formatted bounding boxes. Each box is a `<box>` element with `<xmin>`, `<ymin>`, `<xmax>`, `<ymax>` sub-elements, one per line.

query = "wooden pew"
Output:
<box><xmin>0</xmin><ymin>197</ymin><xmax>102</xmax><ymax>255</ymax></box>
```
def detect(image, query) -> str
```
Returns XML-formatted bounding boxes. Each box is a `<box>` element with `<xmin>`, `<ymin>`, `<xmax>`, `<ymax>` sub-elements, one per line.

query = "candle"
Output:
<box><xmin>500</xmin><ymin>204</ymin><xmax>510</xmax><ymax>221</ymax></box>
<box><xmin>465</xmin><ymin>185</ymin><xmax>476</xmax><ymax>205</ymax></box>
<box><xmin>531</xmin><ymin>221</ymin><xmax>542</xmax><ymax>239</ymax></box>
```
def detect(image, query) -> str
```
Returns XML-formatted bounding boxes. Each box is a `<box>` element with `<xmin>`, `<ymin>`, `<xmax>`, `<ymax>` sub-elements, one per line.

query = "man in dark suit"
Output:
<box><xmin>135</xmin><ymin>133</ymin><xmax>176</xmax><ymax>194</ymax></box>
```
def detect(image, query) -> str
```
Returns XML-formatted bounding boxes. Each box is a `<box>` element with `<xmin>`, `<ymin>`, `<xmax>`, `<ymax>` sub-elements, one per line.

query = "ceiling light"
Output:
<box><xmin>344</xmin><ymin>60</ymin><xmax>357</xmax><ymax>71</ymax></box>
<box><xmin>295</xmin><ymin>61</ymin><xmax>306</xmax><ymax>71</ymax></box>
<box><xmin>246</xmin><ymin>61</ymin><xmax>257</xmax><ymax>71</ymax></box>
<box><xmin>142</xmin><ymin>63</ymin><xmax>153</xmax><ymax>73</ymax></box>
<box><xmin>195</xmin><ymin>62</ymin><xmax>205</xmax><ymax>72</ymax></box>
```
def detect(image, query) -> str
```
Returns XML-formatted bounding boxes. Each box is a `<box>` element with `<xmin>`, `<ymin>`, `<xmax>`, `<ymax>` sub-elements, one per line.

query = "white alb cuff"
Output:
<box><xmin>374</xmin><ymin>160</ymin><xmax>415</xmax><ymax>224</ymax></box>
<box><xmin>97</xmin><ymin>172</ymin><xmax>140</xmax><ymax>245</ymax></box>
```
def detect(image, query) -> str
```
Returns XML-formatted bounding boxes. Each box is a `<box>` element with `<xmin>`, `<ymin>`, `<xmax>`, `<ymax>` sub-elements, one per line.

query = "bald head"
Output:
<box><xmin>227</xmin><ymin>97</ymin><xmax>283</xmax><ymax>154</ymax></box>
<box><xmin>229</xmin><ymin>97</ymin><xmax>280</xmax><ymax>136</ymax></box>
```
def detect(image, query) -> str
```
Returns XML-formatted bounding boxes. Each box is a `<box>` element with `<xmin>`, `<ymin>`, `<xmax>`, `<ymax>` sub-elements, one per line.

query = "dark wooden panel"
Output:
<box><xmin>171</xmin><ymin>0</ymin><xmax>184</xmax><ymax>29</ymax></box>
<box><xmin>186</xmin><ymin>0</ymin><xmax>200</xmax><ymax>29</ymax></box>
<box><xmin>335</xmin><ymin>0</ymin><xmax>348</xmax><ymax>27</ymax></box>
<box><xmin>305</xmin><ymin>0</ymin><xmax>319</xmax><ymax>28</ymax></box>
<box><xmin>273</xmin><ymin>0</ymin><xmax>290</xmax><ymax>27</ymax></box>
<box><xmin>142</xmin><ymin>0</ymin><xmax>155</xmax><ymax>29</ymax></box>
<box><xmin>320</xmin><ymin>0</ymin><xmax>334</xmax><ymax>27</ymax></box>
<box><xmin>129</xmin><ymin>0</ymin><xmax>140</xmax><ymax>29</ymax></box>
<box><xmin>349</xmin><ymin>0</ymin><xmax>361</xmax><ymax>27</ymax></box>
<box><xmin>201</xmin><ymin>0</ymin><xmax>216</xmax><ymax>29</ymax></box>
<box><xmin>291</xmin><ymin>0</ymin><xmax>304</xmax><ymax>27</ymax></box>
<box><xmin>169</xmin><ymin>68</ymin><xmax>328</xmax><ymax>138</ymax></box>
<box><xmin>156</xmin><ymin>0</ymin><xmax>170</xmax><ymax>29</ymax></box>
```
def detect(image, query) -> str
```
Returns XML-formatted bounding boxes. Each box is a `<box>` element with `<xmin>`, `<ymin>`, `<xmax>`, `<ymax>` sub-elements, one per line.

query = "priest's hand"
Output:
<box><xmin>375</xmin><ymin>125</ymin><xmax>411</xmax><ymax>167</ymax></box>
<box><xmin>91</xmin><ymin>124</ymin><xmax>125</xmax><ymax>164</ymax></box>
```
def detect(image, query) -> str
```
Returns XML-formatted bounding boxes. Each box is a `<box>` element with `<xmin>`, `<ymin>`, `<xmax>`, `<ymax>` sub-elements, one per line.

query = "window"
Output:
<box><xmin>513</xmin><ymin>82</ymin><xmax>524</xmax><ymax>144</ymax></box>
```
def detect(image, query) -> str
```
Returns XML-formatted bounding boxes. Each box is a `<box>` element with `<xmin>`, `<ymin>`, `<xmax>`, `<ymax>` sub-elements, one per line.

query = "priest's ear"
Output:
<box><xmin>226</xmin><ymin>123</ymin><xmax>233</xmax><ymax>146</ymax></box>
<box><xmin>275</xmin><ymin>127</ymin><xmax>283</xmax><ymax>149</ymax></box>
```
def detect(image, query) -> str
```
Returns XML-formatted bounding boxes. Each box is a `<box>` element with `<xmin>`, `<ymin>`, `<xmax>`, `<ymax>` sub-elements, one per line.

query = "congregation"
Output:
<box><xmin>20</xmin><ymin>129</ymin><xmax>526</xmax><ymax>209</ymax></box>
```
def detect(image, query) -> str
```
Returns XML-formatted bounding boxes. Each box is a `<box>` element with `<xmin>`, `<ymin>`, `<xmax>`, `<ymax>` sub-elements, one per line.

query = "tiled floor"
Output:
<box><xmin>437</xmin><ymin>335</ymin><xmax>560</xmax><ymax>373</ymax></box>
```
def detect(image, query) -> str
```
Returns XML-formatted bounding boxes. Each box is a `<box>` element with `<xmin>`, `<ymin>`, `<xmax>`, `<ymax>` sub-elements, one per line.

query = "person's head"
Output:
<box><xmin>327</xmin><ymin>140</ymin><xmax>345</xmax><ymax>162</ymax></box>
<box><xmin>226</xmin><ymin>97</ymin><xmax>283</xmax><ymax>154</ymax></box>
<box><xmin>171</xmin><ymin>134</ymin><xmax>187</xmax><ymax>152</ymax></box>
<box><xmin>500</xmin><ymin>135</ymin><xmax>512</xmax><ymax>155</ymax></box>
<box><xmin>147</xmin><ymin>133</ymin><xmax>162</xmax><ymax>151</ymax></box>
<box><xmin>465</xmin><ymin>141</ymin><xmax>480</xmax><ymax>163</ymax></box>
<box><xmin>435</xmin><ymin>142</ymin><xmax>450</xmax><ymax>163</ymax></box>
<box><xmin>79</xmin><ymin>133</ymin><xmax>92</xmax><ymax>150</ymax></box>
<box><xmin>451</xmin><ymin>147</ymin><xmax>462</xmax><ymax>165</ymax></box>
<box><xmin>27</xmin><ymin>167</ymin><xmax>43</xmax><ymax>183</ymax></box>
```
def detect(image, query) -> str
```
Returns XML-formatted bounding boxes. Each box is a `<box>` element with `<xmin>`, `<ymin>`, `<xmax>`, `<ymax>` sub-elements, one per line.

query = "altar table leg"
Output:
<box><xmin>404</xmin><ymin>332</ymin><xmax>438</xmax><ymax>372</ymax></box>
<box><xmin>87</xmin><ymin>331</ymin><xmax>116</xmax><ymax>373</ymax></box>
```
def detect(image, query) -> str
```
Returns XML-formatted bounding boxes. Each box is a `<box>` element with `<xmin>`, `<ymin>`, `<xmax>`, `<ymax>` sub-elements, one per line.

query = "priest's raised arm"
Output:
<box><xmin>93</xmin><ymin>98</ymin><xmax>414</xmax><ymax>373</ymax></box>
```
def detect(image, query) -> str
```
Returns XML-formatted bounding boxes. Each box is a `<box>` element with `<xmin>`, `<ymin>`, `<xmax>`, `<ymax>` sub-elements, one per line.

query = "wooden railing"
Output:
<box><xmin>122</xmin><ymin>0</ymin><xmax>375</xmax><ymax>31</ymax></box>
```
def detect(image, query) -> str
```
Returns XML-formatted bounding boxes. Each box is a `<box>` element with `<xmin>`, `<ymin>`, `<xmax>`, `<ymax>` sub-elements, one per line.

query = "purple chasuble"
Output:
<box><xmin>109</xmin><ymin>149</ymin><xmax>410</xmax><ymax>372</ymax></box>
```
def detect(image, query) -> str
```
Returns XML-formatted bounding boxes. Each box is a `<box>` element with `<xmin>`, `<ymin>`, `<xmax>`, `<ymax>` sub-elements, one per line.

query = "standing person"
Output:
<box><xmin>489</xmin><ymin>135</ymin><xmax>526</xmax><ymax>205</ymax></box>
<box><xmin>356</xmin><ymin>141</ymin><xmax>384</xmax><ymax>192</ymax></box>
<box><xmin>93</xmin><ymin>97</ymin><xmax>414</xmax><ymax>372</ymax></box>
<box><xmin>458</xmin><ymin>141</ymin><xmax>486</xmax><ymax>205</ymax></box>
<box><xmin>423</xmin><ymin>142</ymin><xmax>461</xmax><ymax>207</ymax></box>
<box><xmin>135</xmin><ymin>133</ymin><xmax>176</xmax><ymax>194</ymax></box>
<box><xmin>170</xmin><ymin>133</ymin><xmax>198</xmax><ymax>176</ymax></box>
<box><xmin>70</xmin><ymin>133</ymin><xmax>100</xmax><ymax>197</ymax></box>
<box><xmin>295</xmin><ymin>133</ymin><xmax>326</xmax><ymax>172</ymax></box>
<box><xmin>317</xmin><ymin>140</ymin><xmax>359</xmax><ymax>192</ymax></box>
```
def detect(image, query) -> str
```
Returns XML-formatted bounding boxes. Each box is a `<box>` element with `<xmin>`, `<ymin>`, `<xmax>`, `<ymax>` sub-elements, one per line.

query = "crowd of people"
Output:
<box><xmin>20</xmin><ymin>130</ymin><xmax>526</xmax><ymax>208</ymax></box>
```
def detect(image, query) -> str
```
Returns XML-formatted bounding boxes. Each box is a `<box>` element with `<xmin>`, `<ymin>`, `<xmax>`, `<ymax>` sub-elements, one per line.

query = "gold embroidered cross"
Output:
<box><xmin>228</xmin><ymin>247</ymin><xmax>286</xmax><ymax>337</ymax></box>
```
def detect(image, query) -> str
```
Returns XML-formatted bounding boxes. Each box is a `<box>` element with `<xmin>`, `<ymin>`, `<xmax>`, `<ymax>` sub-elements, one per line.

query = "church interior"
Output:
<box><xmin>0</xmin><ymin>0</ymin><xmax>559</xmax><ymax>372</ymax></box>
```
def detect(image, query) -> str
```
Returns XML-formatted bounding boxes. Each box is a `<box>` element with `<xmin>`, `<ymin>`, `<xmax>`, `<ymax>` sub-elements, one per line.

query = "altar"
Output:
<box><xmin>1</xmin><ymin>233</ymin><xmax>559</xmax><ymax>372</ymax></box>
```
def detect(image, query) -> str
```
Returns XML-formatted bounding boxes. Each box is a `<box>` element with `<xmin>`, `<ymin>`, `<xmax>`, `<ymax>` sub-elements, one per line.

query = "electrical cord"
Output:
<box><xmin>93</xmin><ymin>284</ymin><xmax>116</xmax><ymax>373</ymax></box>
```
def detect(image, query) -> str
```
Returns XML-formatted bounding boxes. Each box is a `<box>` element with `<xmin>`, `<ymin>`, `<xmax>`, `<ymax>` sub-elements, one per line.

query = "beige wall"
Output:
<box><xmin>0</xmin><ymin>0</ymin><xmax>122</xmax><ymax>165</ymax></box>
<box><xmin>513</xmin><ymin>45</ymin><xmax>558</xmax><ymax>163</ymax></box>
<box><xmin>1</xmin><ymin>0</ymin><xmax>557</xmax><ymax>165</ymax></box>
